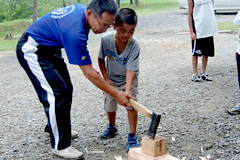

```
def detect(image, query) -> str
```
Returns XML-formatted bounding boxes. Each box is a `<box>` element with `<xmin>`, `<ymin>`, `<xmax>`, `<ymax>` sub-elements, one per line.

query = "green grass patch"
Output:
<box><xmin>120</xmin><ymin>0</ymin><xmax>179</xmax><ymax>16</ymax></box>
<box><xmin>0</xmin><ymin>19</ymin><xmax>32</xmax><ymax>51</ymax></box>
<box><xmin>217</xmin><ymin>22</ymin><xmax>238</xmax><ymax>33</ymax></box>
<box><xmin>0</xmin><ymin>38</ymin><xmax>19</xmax><ymax>51</ymax></box>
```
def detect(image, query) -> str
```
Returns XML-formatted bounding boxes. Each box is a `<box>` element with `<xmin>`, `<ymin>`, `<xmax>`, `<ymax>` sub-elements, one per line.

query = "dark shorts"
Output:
<box><xmin>192</xmin><ymin>36</ymin><xmax>215</xmax><ymax>57</ymax></box>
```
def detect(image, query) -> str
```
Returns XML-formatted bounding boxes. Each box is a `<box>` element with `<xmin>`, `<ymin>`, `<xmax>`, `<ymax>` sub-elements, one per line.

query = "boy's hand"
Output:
<box><xmin>190</xmin><ymin>32</ymin><xmax>196</xmax><ymax>40</ymax></box>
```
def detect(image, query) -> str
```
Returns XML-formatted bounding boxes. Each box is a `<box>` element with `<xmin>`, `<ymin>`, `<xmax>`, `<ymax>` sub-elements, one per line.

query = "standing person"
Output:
<box><xmin>16</xmin><ymin>0</ymin><xmax>133</xmax><ymax>159</ymax></box>
<box><xmin>227</xmin><ymin>11</ymin><xmax>240</xmax><ymax>115</ymax></box>
<box><xmin>188</xmin><ymin>0</ymin><xmax>218</xmax><ymax>82</ymax></box>
<box><xmin>98</xmin><ymin>8</ymin><xmax>140</xmax><ymax>152</ymax></box>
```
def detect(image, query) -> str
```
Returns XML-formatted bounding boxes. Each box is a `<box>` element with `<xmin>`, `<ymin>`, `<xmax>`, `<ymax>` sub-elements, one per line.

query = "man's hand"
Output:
<box><xmin>115</xmin><ymin>91</ymin><xmax>133</xmax><ymax>108</ymax></box>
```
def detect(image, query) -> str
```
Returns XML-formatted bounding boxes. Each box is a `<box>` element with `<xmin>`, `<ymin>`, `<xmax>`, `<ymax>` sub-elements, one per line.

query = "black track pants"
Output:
<box><xmin>16</xmin><ymin>32</ymin><xmax>73</xmax><ymax>150</ymax></box>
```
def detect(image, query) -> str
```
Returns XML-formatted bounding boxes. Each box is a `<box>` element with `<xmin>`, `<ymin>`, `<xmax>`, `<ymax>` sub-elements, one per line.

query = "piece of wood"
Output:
<box><xmin>129</xmin><ymin>99</ymin><xmax>152</xmax><ymax>119</ymax></box>
<box><xmin>142</xmin><ymin>135</ymin><xmax>167</xmax><ymax>157</ymax></box>
<box><xmin>128</xmin><ymin>147</ymin><xmax>178</xmax><ymax>160</ymax></box>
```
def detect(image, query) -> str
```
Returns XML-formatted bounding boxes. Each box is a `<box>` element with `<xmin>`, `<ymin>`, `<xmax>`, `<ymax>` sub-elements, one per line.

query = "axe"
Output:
<box><xmin>129</xmin><ymin>99</ymin><xmax>161</xmax><ymax>139</ymax></box>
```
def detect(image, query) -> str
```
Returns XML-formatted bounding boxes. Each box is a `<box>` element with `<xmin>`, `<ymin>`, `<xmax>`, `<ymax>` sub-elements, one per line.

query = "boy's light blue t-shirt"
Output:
<box><xmin>98</xmin><ymin>31</ymin><xmax>140</xmax><ymax>86</ymax></box>
<box><xmin>234</xmin><ymin>11</ymin><xmax>240</xmax><ymax>54</ymax></box>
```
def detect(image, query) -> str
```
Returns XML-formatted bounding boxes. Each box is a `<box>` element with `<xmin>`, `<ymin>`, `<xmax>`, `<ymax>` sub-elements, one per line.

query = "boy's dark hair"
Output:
<box><xmin>115</xmin><ymin>8</ymin><xmax>138</xmax><ymax>26</ymax></box>
<box><xmin>87</xmin><ymin>0</ymin><xmax>118</xmax><ymax>18</ymax></box>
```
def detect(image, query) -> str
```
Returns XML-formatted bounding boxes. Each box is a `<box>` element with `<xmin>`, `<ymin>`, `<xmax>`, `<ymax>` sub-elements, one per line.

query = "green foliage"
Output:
<box><xmin>0</xmin><ymin>0</ymin><xmax>90</xmax><ymax>22</ymax></box>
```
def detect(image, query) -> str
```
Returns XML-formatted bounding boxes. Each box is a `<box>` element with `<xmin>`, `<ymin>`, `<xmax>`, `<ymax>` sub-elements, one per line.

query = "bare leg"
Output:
<box><xmin>127</xmin><ymin>109</ymin><xmax>138</xmax><ymax>134</ymax></box>
<box><xmin>107</xmin><ymin>112</ymin><xmax>116</xmax><ymax>127</ymax></box>
<box><xmin>201</xmin><ymin>55</ymin><xmax>208</xmax><ymax>74</ymax></box>
<box><xmin>192</xmin><ymin>55</ymin><xmax>198</xmax><ymax>74</ymax></box>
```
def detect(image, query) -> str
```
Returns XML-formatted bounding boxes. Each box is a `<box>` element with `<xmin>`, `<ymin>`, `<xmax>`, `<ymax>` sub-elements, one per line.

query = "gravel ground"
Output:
<box><xmin>1</xmin><ymin>8</ymin><xmax>240</xmax><ymax>160</ymax></box>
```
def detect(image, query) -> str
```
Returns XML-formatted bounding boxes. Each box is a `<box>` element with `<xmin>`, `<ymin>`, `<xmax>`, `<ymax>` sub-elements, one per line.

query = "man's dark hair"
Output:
<box><xmin>87</xmin><ymin>0</ymin><xmax>118</xmax><ymax>18</ymax></box>
<box><xmin>115</xmin><ymin>8</ymin><xmax>138</xmax><ymax>26</ymax></box>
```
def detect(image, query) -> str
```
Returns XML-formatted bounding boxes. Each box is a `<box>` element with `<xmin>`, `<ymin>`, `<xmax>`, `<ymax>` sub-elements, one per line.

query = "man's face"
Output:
<box><xmin>89</xmin><ymin>11</ymin><xmax>116</xmax><ymax>34</ymax></box>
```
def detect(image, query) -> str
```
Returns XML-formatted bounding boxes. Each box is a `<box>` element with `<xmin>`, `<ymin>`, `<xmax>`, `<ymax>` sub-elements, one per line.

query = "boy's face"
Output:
<box><xmin>114</xmin><ymin>23</ymin><xmax>136</xmax><ymax>43</ymax></box>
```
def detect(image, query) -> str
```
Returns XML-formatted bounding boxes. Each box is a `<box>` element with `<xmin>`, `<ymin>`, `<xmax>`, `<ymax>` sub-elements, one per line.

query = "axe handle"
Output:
<box><xmin>129</xmin><ymin>99</ymin><xmax>152</xmax><ymax>119</ymax></box>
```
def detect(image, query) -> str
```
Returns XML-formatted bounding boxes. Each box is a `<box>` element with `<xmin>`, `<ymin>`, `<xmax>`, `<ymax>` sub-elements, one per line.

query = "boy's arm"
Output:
<box><xmin>98</xmin><ymin>58</ymin><xmax>113</xmax><ymax>86</ymax></box>
<box><xmin>125</xmin><ymin>70</ymin><xmax>135</xmax><ymax>95</ymax></box>
<box><xmin>188</xmin><ymin>0</ymin><xmax>196</xmax><ymax>40</ymax></box>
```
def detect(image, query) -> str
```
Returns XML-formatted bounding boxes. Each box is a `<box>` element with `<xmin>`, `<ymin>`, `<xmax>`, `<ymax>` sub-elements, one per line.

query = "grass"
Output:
<box><xmin>120</xmin><ymin>0</ymin><xmax>179</xmax><ymax>16</ymax></box>
<box><xmin>0</xmin><ymin>19</ymin><xmax>32</xmax><ymax>51</ymax></box>
<box><xmin>217</xmin><ymin>22</ymin><xmax>238</xmax><ymax>33</ymax></box>
<box><xmin>0</xmin><ymin>0</ymin><xmax>238</xmax><ymax>51</ymax></box>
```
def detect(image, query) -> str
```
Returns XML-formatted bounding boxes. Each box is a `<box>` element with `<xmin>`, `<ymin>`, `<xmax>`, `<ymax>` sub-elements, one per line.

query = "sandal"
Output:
<box><xmin>227</xmin><ymin>106</ymin><xmax>240</xmax><ymax>115</ymax></box>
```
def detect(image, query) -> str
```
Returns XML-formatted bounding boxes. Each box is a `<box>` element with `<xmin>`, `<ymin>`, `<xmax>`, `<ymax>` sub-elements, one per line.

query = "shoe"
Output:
<box><xmin>201</xmin><ymin>73</ymin><xmax>212</xmax><ymax>81</ymax></box>
<box><xmin>191</xmin><ymin>74</ymin><xmax>202</xmax><ymax>82</ymax></box>
<box><xmin>227</xmin><ymin>106</ymin><xmax>240</xmax><ymax>115</ymax></box>
<box><xmin>71</xmin><ymin>130</ymin><xmax>78</xmax><ymax>139</ymax></box>
<box><xmin>127</xmin><ymin>133</ymin><xmax>139</xmax><ymax>152</ymax></box>
<box><xmin>100</xmin><ymin>123</ymin><xmax>118</xmax><ymax>139</ymax></box>
<box><xmin>51</xmin><ymin>146</ymin><xmax>83</xmax><ymax>159</ymax></box>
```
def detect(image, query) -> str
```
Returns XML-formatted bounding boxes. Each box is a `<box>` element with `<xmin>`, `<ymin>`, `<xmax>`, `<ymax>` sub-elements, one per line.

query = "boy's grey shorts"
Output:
<box><xmin>103</xmin><ymin>78</ymin><xmax>138</xmax><ymax>112</ymax></box>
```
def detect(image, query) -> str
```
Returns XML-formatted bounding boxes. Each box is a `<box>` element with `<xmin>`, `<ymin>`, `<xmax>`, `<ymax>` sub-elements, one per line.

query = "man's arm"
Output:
<box><xmin>79</xmin><ymin>64</ymin><xmax>132</xmax><ymax>107</ymax></box>
<box><xmin>188</xmin><ymin>0</ymin><xmax>196</xmax><ymax>40</ymax></box>
<box><xmin>98</xmin><ymin>58</ymin><xmax>113</xmax><ymax>86</ymax></box>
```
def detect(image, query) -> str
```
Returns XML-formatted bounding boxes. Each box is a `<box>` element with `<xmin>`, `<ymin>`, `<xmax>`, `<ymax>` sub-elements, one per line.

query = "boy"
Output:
<box><xmin>188</xmin><ymin>0</ymin><xmax>218</xmax><ymax>82</ymax></box>
<box><xmin>98</xmin><ymin>8</ymin><xmax>140</xmax><ymax>151</ymax></box>
<box><xmin>227</xmin><ymin>11</ymin><xmax>240</xmax><ymax>115</ymax></box>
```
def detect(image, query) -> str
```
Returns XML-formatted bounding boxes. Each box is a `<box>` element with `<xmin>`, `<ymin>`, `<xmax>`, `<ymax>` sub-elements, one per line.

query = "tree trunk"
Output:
<box><xmin>130</xmin><ymin>0</ymin><xmax>133</xmax><ymax>4</ymax></box>
<box><xmin>33</xmin><ymin>0</ymin><xmax>38</xmax><ymax>23</ymax></box>
<box><xmin>116</xmin><ymin>0</ymin><xmax>120</xmax><ymax>8</ymax></box>
<box><xmin>63</xmin><ymin>0</ymin><xmax>66</xmax><ymax>7</ymax></box>
<box><xmin>135</xmin><ymin>0</ymin><xmax>139</xmax><ymax>6</ymax></box>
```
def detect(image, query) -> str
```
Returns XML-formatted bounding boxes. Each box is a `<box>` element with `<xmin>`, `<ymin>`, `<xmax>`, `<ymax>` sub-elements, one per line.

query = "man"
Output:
<box><xmin>16</xmin><ymin>0</ymin><xmax>132</xmax><ymax>159</ymax></box>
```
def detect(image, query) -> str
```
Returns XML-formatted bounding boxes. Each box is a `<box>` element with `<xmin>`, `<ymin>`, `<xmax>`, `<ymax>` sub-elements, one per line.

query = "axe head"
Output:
<box><xmin>147</xmin><ymin>112</ymin><xmax>161</xmax><ymax>139</ymax></box>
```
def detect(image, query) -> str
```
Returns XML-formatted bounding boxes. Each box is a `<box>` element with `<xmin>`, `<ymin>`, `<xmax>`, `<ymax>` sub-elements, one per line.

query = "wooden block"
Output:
<box><xmin>142</xmin><ymin>135</ymin><xmax>167</xmax><ymax>157</ymax></box>
<box><xmin>128</xmin><ymin>147</ymin><xmax>178</xmax><ymax>160</ymax></box>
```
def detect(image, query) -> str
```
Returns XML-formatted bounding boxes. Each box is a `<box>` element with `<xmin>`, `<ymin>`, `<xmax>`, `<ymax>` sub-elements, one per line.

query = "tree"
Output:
<box><xmin>33</xmin><ymin>0</ymin><xmax>38</xmax><ymax>22</ymax></box>
<box><xmin>116</xmin><ymin>0</ymin><xmax>120</xmax><ymax>8</ymax></box>
<box><xmin>135</xmin><ymin>0</ymin><xmax>139</xmax><ymax>6</ymax></box>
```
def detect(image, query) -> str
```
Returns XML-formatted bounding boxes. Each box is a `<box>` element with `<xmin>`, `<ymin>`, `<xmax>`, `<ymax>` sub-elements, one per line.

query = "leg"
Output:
<box><xmin>107</xmin><ymin>111</ymin><xmax>116</xmax><ymax>127</ymax></box>
<box><xmin>237</xmin><ymin>52</ymin><xmax>240</xmax><ymax>89</ymax></box>
<box><xmin>16</xmin><ymin>34</ymin><xmax>72</xmax><ymax>150</ymax></box>
<box><xmin>201</xmin><ymin>55</ymin><xmax>208</xmax><ymax>74</ymax></box>
<box><xmin>100</xmin><ymin>93</ymin><xmax>118</xmax><ymax>139</ymax></box>
<box><xmin>192</xmin><ymin>55</ymin><xmax>198</xmax><ymax>74</ymax></box>
<box><xmin>127</xmin><ymin>109</ymin><xmax>138</xmax><ymax>134</ymax></box>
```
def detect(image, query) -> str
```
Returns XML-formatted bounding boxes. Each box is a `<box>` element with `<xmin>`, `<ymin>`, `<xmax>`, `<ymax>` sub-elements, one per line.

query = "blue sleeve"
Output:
<box><xmin>61</xmin><ymin>23</ymin><xmax>92</xmax><ymax>65</ymax></box>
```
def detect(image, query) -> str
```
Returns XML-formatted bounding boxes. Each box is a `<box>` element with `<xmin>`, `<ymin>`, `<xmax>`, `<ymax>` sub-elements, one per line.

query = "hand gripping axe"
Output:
<box><xmin>129</xmin><ymin>99</ymin><xmax>161</xmax><ymax>139</ymax></box>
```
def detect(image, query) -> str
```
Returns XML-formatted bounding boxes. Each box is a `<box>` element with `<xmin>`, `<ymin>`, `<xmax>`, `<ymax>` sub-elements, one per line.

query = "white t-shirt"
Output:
<box><xmin>98</xmin><ymin>31</ymin><xmax>140</xmax><ymax>86</ymax></box>
<box><xmin>192</xmin><ymin>0</ymin><xmax>218</xmax><ymax>39</ymax></box>
<box><xmin>234</xmin><ymin>11</ymin><xmax>240</xmax><ymax>54</ymax></box>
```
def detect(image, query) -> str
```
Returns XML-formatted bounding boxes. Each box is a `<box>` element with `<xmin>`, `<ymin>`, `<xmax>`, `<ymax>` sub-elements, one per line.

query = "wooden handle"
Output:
<box><xmin>129</xmin><ymin>99</ymin><xmax>152</xmax><ymax>119</ymax></box>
